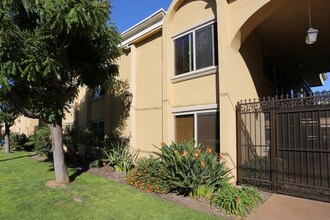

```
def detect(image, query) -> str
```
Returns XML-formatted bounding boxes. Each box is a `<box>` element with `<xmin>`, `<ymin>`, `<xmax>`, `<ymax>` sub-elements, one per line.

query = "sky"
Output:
<box><xmin>312</xmin><ymin>77</ymin><xmax>330</xmax><ymax>92</ymax></box>
<box><xmin>111</xmin><ymin>0</ymin><xmax>172</xmax><ymax>33</ymax></box>
<box><xmin>110</xmin><ymin>0</ymin><xmax>330</xmax><ymax>92</ymax></box>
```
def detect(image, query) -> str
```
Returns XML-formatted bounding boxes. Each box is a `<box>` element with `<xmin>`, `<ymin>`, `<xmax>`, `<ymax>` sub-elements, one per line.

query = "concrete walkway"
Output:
<box><xmin>246</xmin><ymin>194</ymin><xmax>330</xmax><ymax>220</ymax></box>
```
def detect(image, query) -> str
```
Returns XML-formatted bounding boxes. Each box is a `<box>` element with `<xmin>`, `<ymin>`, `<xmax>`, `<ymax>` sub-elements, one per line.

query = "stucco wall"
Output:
<box><xmin>134</xmin><ymin>32</ymin><xmax>163</xmax><ymax>156</ymax></box>
<box><xmin>163</xmin><ymin>0</ymin><xmax>218</xmax><ymax>144</ymax></box>
<box><xmin>12</xmin><ymin>116</ymin><xmax>39</xmax><ymax>135</ymax></box>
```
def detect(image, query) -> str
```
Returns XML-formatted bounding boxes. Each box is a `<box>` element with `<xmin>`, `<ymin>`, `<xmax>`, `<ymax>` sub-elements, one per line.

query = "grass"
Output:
<box><xmin>0</xmin><ymin>151</ymin><xmax>221</xmax><ymax>220</ymax></box>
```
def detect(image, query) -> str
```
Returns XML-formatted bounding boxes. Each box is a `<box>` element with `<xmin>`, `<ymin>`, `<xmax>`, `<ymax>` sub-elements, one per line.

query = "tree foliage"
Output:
<box><xmin>0</xmin><ymin>0</ymin><xmax>121</xmax><ymax>124</ymax></box>
<box><xmin>0</xmin><ymin>0</ymin><xmax>122</xmax><ymax>182</ymax></box>
<box><xmin>0</xmin><ymin>101</ymin><xmax>19</xmax><ymax>127</ymax></box>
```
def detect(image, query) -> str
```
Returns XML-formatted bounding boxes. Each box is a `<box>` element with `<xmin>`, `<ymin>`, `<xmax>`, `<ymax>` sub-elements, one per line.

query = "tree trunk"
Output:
<box><xmin>48</xmin><ymin>122</ymin><xmax>70</xmax><ymax>184</ymax></box>
<box><xmin>4</xmin><ymin>123</ymin><xmax>10</xmax><ymax>154</ymax></box>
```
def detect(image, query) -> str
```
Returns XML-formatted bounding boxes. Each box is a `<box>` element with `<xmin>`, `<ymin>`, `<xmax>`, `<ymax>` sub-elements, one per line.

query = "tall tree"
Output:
<box><xmin>0</xmin><ymin>101</ymin><xmax>19</xmax><ymax>153</ymax></box>
<box><xmin>0</xmin><ymin>0</ymin><xmax>121</xmax><ymax>183</ymax></box>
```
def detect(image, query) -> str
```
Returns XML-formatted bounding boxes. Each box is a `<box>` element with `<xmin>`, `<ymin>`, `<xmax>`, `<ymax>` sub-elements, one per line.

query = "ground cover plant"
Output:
<box><xmin>0</xmin><ymin>151</ymin><xmax>221</xmax><ymax>220</ymax></box>
<box><xmin>211</xmin><ymin>184</ymin><xmax>263</xmax><ymax>217</ymax></box>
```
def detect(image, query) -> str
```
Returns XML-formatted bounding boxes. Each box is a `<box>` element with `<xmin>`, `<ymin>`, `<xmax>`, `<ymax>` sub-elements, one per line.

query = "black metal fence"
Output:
<box><xmin>237</xmin><ymin>92</ymin><xmax>330</xmax><ymax>202</ymax></box>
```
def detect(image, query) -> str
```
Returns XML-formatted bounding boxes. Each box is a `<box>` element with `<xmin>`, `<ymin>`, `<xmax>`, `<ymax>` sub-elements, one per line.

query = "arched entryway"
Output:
<box><xmin>236</xmin><ymin>0</ymin><xmax>330</xmax><ymax>202</ymax></box>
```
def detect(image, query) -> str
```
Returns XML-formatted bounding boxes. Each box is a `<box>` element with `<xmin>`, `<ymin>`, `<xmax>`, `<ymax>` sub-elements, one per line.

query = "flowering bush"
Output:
<box><xmin>211</xmin><ymin>184</ymin><xmax>263</xmax><ymax>217</ymax></box>
<box><xmin>155</xmin><ymin>141</ymin><xmax>231</xmax><ymax>197</ymax></box>
<box><xmin>127</xmin><ymin>156</ymin><xmax>171</xmax><ymax>194</ymax></box>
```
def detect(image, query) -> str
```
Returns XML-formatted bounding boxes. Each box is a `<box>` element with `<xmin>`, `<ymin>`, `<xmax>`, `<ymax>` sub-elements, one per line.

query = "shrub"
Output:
<box><xmin>89</xmin><ymin>159</ymin><xmax>102</xmax><ymax>168</ymax></box>
<box><xmin>10</xmin><ymin>133</ymin><xmax>28</xmax><ymax>151</ymax></box>
<box><xmin>63</xmin><ymin>127</ymin><xmax>100</xmax><ymax>161</ymax></box>
<box><xmin>155</xmin><ymin>141</ymin><xmax>231</xmax><ymax>197</ymax></box>
<box><xmin>127</xmin><ymin>156</ymin><xmax>171</xmax><ymax>194</ymax></box>
<box><xmin>101</xmin><ymin>141</ymin><xmax>139</xmax><ymax>173</ymax></box>
<box><xmin>211</xmin><ymin>184</ymin><xmax>263</xmax><ymax>217</ymax></box>
<box><xmin>24</xmin><ymin>127</ymin><xmax>52</xmax><ymax>158</ymax></box>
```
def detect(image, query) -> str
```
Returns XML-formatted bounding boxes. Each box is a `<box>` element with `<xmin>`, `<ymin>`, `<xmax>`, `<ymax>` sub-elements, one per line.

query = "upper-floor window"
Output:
<box><xmin>92</xmin><ymin>85</ymin><xmax>106</xmax><ymax>98</ymax></box>
<box><xmin>174</xmin><ymin>22</ymin><xmax>216</xmax><ymax>76</ymax></box>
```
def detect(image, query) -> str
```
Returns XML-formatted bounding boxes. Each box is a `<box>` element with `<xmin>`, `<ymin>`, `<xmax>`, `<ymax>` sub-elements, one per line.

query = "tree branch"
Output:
<box><xmin>10</xmin><ymin>91</ymin><xmax>39</xmax><ymax>119</ymax></box>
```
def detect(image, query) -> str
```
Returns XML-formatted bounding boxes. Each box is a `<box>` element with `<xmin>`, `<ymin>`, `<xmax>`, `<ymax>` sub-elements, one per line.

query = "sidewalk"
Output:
<box><xmin>246</xmin><ymin>194</ymin><xmax>330</xmax><ymax>220</ymax></box>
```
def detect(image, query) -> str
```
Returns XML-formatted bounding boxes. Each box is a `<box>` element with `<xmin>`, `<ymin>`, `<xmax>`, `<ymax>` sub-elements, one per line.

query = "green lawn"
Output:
<box><xmin>0</xmin><ymin>151</ymin><xmax>221</xmax><ymax>220</ymax></box>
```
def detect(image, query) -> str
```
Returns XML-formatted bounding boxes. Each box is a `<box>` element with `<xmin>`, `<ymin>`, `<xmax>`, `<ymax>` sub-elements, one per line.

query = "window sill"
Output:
<box><xmin>91</xmin><ymin>95</ymin><xmax>105</xmax><ymax>101</ymax></box>
<box><xmin>171</xmin><ymin>66</ymin><xmax>218</xmax><ymax>83</ymax></box>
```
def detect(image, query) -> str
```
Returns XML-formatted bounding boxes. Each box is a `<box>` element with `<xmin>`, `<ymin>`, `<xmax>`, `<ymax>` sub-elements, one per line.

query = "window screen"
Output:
<box><xmin>174</xmin><ymin>33</ymin><xmax>193</xmax><ymax>75</ymax></box>
<box><xmin>175</xmin><ymin>115</ymin><xmax>194</xmax><ymax>144</ymax></box>
<box><xmin>197</xmin><ymin>113</ymin><xmax>219</xmax><ymax>152</ymax></box>
<box><xmin>195</xmin><ymin>25</ymin><xmax>214</xmax><ymax>70</ymax></box>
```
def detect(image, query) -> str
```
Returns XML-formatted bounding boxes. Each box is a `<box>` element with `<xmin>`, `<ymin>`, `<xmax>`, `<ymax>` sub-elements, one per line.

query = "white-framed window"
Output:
<box><xmin>172</xmin><ymin>21</ymin><xmax>217</xmax><ymax>81</ymax></box>
<box><xmin>92</xmin><ymin>85</ymin><xmax>106</xmax><ymax>98</ymax></box>
<box><xmin>91</xmin><ymin>120</ymin><xmax>105</xmax><ymax>141</ymax></box>
<box><xmin>173</xmin><ymin>108</ymin><xmax>219</xmax><ymax>152</ymax></box>
<box><xmin>64</xmin><ymin>123</ymin><xmax>74</xmax><ymax>132</ymax></box>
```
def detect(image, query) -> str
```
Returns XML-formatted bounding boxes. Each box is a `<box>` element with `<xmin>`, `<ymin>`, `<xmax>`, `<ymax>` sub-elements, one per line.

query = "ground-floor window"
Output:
<box><xmin>64</xmin><ymin>123</ymin><xmax>74</xmax><ymax>133</ymax></box>
<box><xmin>91</xmin><ymin>121</ymin><xmax>104</xmax><ymax>141</ymax></box>
<box><xmin>174</xmin><ymin>110</ymin><xmax>219</xmax><ymax>152</ymax></box>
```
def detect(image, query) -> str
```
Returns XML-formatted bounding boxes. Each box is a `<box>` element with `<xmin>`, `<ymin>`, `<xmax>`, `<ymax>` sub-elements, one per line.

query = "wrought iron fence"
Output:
<box><xmin>237</xmin><ymin>91</ymin><xmax>330</xmax><ymax>202</ymax></box>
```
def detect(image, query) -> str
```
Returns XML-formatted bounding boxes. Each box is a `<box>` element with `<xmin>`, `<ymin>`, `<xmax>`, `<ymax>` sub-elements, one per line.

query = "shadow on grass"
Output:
<box><xmin>70</xmin><ymin>166</ymin><xmax>89</xmax><ymax>182</ymax></box>
<box><xmin>0</xmin><ymin>153</ymin><xmax>37</xmax><ymax>163</ymax></box>
<box><xmin>46</xmin><ymin>166</ymin><xmax>88</xmax><ymax>182</ymax></box>
<box><xmin>44</xmin><ymin>157</ymin><xmax>89</xmax><ymax>183</ymax></box>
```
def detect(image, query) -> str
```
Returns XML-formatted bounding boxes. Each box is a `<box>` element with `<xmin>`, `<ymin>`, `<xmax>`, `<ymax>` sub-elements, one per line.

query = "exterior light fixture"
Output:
<box><xmin>306</xmin><ymin>0</ymin><xmax>318</xmax><ymax>44</ymax></box>
<box><xmin>124</xmin><ymin>92</ymin><xmax>133</xmax><ymax>103</ymax></box>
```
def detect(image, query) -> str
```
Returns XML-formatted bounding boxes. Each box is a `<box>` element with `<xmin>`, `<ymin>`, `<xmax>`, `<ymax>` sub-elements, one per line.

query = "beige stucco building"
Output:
<box><xmin>13</xmin><ymin>0</ymin><xmax>330</xmax><ymax>181</ymax></box>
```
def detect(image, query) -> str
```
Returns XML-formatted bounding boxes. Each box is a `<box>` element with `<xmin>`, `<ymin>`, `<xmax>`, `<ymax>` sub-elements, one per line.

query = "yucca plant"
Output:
<box><xmin>101</xmin><ymin>141</ymin><xmax>139</xmax><ymax>173</ymax></box>
<box><xmin>154</xmin><ymin>141</ymin><xmax>232</xmax><ymax>197</ymax></box>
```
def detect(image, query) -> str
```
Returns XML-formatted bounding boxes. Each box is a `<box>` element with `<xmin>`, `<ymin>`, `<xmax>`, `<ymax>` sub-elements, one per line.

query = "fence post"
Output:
<box><xmin>270</xmin><ymin>97</ymin><xmax>277</xmax><ymax>193</ymax></box>
<box><xmin>236</xmin><ymin>103</ymin><xmax>242</xmax><ymax>184</ymax></box>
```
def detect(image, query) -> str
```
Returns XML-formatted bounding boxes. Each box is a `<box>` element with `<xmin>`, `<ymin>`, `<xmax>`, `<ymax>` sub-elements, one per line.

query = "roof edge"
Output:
<box><xmin>120</xmin><ymin>9</ymin><xmax>166</xmax><ymax>46</ymax></box>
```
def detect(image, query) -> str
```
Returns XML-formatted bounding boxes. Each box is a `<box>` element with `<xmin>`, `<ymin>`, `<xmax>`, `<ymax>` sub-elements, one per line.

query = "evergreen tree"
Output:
<box><xmin>0</xmin><ymin>0</ymin><xmax>121</xmax><ymax>183</ymax></box>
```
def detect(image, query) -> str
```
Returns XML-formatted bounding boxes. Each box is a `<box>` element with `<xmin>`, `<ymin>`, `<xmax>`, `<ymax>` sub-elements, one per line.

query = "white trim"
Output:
<box><xmin>172</xmin><ymin>107</ymin><xmax>219</xmax><ymax>146</ymax></box>
<box><xmin>194</xmin><ymin>113</ymin><xmax>199</xmax><ymax>145</ymax></box>
<box><xmin>130</xmin><ymin>45</ymin><xmax>137</xmax><ymax>149</ymax></box>
<box><xmin>171</xmin><ymin>65</ymin><xmax>217</xmax><ymax>83</ymax></box>
<box><xmin>172</xmin><ymin>104</ymin><xmax>218</xmax><ymax>114</ymax></box>
<box><xmin>121</xmin><ymin>9</ymin><xmax>165</xmax><ymax>36</ymax></box>
<box><xmin>172</xmin><ymin>18</ymin><xmax>216</xmax><ymax>39</ymax></box>
<box><xmin>120</xmin><ymin>9</ymin><xmax>166</xmax><ymax>47</ymax></box>
<box><xmin>121</xmin><ymin>21</ymin><xmax>163</xmax><ymax>46</ymax></box>
<box><xmin>91</xmin><ymin>95</ymin><xmax>105</xmax><ymax>100</ymax></box>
